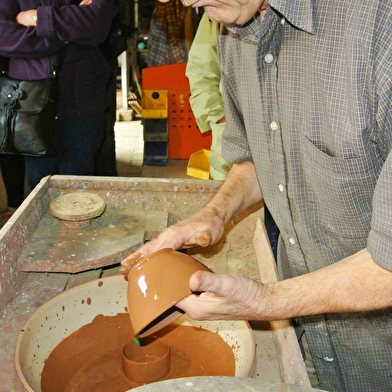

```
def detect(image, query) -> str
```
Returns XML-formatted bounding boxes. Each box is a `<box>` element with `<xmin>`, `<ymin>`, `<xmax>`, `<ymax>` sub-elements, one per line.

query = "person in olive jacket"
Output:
<box><xmin>0</xmin><ymin>0</ymin><xmax>116</xmax><ymax>189</ymax></box>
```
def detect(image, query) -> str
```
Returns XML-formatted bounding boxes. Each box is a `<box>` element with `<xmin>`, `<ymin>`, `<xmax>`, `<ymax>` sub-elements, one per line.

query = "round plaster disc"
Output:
<box><xmin>50</xmin><ymin>192</ymin><xmax>106</xmax><ymax>222</ymax></box>
<box><xmin>130</xmin><ymin>376</ymin><xmax>324</xmax><ymax>392</ymax></box>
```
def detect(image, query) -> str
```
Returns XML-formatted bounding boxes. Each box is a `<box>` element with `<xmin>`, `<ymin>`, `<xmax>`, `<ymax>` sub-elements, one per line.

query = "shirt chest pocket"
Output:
<box><xmin>301</xmin><ymin>136</ymin><xmax>380</xmax><ymax>238</ymax></box>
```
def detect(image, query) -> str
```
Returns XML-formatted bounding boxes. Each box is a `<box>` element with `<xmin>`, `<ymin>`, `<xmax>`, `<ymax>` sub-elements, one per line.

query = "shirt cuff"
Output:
<box><xmin>368</xmin><ymin>229</ymin><xmax>392</xmax><ymax>272</ymax></box>
<box><xmin>35</xmin><ymin>6</ymin><xmax>54</xmax><ymax>38</ymax></box>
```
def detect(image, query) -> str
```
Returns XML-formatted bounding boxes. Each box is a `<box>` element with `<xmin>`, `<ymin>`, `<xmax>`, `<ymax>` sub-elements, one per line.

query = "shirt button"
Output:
<box><xmin>264</xmin><ymin>53</ymin><xmax>274</xmax><ymax>63</ymax></box>
<box><xmin>278</xmin><ymin>184</ymin><xmax>284</xmax><ymax>192</ymax></box>
<box><xmin>288</xmin><ymin>237</ymin><xmax>296</xmax><ymax>245</ymax></box>
<box><xmin>270</xmin><ymin>121</ymin><xmax>278</xmax><ymax>130</ymax></box>
<box><xmin>281</xmin><ymin>18</ymin><xmax>285</xmax><ymax>25</ymax></box>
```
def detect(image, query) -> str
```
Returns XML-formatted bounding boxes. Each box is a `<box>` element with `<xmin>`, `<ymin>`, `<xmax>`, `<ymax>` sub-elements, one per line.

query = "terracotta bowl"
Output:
<box><xmin>15</xmin><ymin>275</ymin><xmax>256</xmax><ymax>392</ymax></box>
<box><xmin>127</xmin><ymin>248</ymin><xmax>211</xmax><ymax>337</ymax></box>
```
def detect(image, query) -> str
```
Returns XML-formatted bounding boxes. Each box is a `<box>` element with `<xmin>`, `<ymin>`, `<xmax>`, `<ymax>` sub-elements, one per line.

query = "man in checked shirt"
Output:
<box><xmin>122</xmin><ymin>1</ymin><xmax>392</xmax><ymax>390</ymax></box>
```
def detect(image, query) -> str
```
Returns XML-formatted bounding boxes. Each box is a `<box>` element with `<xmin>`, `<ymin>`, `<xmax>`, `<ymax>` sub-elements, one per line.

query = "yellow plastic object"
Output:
<box><xmin>187</xmin><ymin>149</ymin><xmax>211</xmax><ymax>180</ymax></box>
<box><xmin>142</xmin><ymin>89</ymin><xmax>168</xmax><ymax>119</ymax></box>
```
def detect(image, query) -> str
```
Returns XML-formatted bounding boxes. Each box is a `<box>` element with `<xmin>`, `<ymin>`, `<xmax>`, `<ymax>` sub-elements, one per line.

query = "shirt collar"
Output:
<box><xmin>270</xmin><ymin>0</ymin><xmax>314</xmax><ymax>34</ymax></box>
<box><xmin>226</xmin><ymin>0</ymin><xmax>315</xmax><ymax>39</ymax></box>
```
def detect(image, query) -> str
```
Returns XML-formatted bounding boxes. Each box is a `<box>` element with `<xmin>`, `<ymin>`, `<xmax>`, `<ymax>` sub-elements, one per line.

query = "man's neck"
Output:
<box><xmin>259</xmin><ymin>0</ymin><xmax>269</xmax><ymax>16</ymax></box>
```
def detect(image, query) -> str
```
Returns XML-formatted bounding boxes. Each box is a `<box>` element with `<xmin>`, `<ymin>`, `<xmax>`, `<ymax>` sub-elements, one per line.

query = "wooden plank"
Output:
<box><xmin>253</xmin><ymin>214</ymin><xmax>311</xmax><ymax>387</ymax></box>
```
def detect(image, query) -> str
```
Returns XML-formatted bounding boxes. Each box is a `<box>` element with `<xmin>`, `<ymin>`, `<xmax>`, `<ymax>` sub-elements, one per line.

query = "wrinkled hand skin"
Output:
<box><xmin>176</xmin><ymin>272</ymin><xmax>266</xmax><ymax>321</ymax></box>
<box><xmin>119</xmin><ymin>208</ymin><xmax>225</xmax><ymax>275</ymax></box>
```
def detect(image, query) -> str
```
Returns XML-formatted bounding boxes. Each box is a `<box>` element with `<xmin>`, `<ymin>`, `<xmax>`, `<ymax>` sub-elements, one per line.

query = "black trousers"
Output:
<box><xmin>264</xmin><ymin>206</ymin><xmax>279</xmax><ymax>260</ymax></box>
<box><xmin>0</xmin><ymin>154</ymin><xmax>25</xmax><ymax>208</ymax></box>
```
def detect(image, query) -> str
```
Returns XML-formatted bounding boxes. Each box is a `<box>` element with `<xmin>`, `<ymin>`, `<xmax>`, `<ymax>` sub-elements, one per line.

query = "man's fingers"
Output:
<box><xmin>193</xmin><ymin>231</ymin><xmax>212</xmax><ymax>247</ymax></box>
<box><xmin>189</xmin><ymin>271</ymin><xmax>216</xmax><ymax>292</ymax></box>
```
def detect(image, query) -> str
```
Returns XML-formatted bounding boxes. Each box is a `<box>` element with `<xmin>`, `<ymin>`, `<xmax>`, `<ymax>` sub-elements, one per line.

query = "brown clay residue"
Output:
<box><xmin>41</xmin><ymin>313</ymin><xmax>235</xmax><ymax>392</ymax></box>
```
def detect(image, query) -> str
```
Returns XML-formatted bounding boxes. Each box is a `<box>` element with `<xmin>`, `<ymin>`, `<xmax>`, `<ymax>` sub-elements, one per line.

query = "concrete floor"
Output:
<box><xmin>0</xmin><ymin>120</ymin><xmax>191</xmax><ymax>215</ymax></box>
<box><xmin>115</xmin><ymin>120</ymin><xmax>191</xmax><ymax>179</ymax></box>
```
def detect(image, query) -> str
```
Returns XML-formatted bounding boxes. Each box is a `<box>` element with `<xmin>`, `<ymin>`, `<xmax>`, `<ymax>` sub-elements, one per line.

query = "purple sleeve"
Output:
<box><xmin>0</xmin><ymin>1</ymin><xmax>65</xmax><ymax>59</ymax></box>
<box><xmin>36</xmin><ymin>0</ymin><xmax>116</xmax><ymax>46</ymax></box>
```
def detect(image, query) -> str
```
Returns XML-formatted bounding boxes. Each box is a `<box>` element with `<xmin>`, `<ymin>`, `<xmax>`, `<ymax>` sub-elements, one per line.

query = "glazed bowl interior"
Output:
<box><xmin>126</xmin><ymin>248</ymin><xmax>212</xmax><ymax>337</ymax></box>
<box><xmin>15</xmin><ymin>275</ymin><xmax>256</xmax><ymax>392</ymax></box>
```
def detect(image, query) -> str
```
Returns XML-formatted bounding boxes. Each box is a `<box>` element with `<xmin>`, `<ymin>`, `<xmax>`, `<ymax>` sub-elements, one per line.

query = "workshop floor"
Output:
<box><xmin>0</xmin><ymin>120</ymin><xmax>190</xmax><ymax>215</ymax></box>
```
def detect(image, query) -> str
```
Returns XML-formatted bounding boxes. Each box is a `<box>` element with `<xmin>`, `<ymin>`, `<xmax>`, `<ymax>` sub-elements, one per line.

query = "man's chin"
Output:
<box><xmin>205</xmin><ymin>7</ymin><xmax>256</xmax><ymax>26</ymax></box>
<box><xmin>204</xmin><ymin>7</ymin><xmax>238</xmax><ymax>24</ymax></box>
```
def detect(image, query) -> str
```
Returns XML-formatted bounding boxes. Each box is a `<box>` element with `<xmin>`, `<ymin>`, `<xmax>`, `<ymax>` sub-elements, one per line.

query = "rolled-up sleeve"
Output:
<box><xmin>369</xmin><ymin>152</ymin><xmax>392</xmax><ymax>271</ymax></box>
<box><xmin>367</xmin><ymin>18</ymin><xmax>392</xmax><ymax>271</ymax></box>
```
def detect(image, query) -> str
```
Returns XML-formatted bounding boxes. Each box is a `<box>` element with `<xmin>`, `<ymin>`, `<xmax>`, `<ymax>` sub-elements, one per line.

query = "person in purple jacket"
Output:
<box><xmin>0</xmin><ymin>0</ymin><xmax>116</xmax><ymax>191</ymax></box>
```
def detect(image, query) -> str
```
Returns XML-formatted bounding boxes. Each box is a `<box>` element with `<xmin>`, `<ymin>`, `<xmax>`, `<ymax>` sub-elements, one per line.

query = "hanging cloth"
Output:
<box><xmin>148</xmin><ymin>0</ymin><xmax>190</xmax><ymax>66</ymax></box>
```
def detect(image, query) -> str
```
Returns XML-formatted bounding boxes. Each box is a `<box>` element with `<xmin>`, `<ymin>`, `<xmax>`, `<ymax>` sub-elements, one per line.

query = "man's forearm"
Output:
<box><xmin>261</xmin><ymin>248</ymin><xmax>392</xmax><ymax>320</ymax></box>
<box><xmin>203</xmin><ymin>161</ymin><xmax>263</xmax><ymax>224</ymax></box>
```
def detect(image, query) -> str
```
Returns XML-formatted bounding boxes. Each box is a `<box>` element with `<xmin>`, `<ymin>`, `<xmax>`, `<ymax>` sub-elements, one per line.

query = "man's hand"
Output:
<box><xmin>120</xmin><ymin>208</ymin><xmax>226</xmax><ymax>275</ymax></box>
<box><xmin>120</xmin><ymin>162</ymin><xmax>262</xmax><ymax>276</ymax></box>
<box><xmin>176</xmin><ymin>271</ymin><xmax>266</xmax><ymax>321</ymax></box>
<box><xmin>79</xmin><ymin>0</ymin><xmax>93</xmax><ymax>5</ymax></box>
<box><xmin>175</xmin><ymin>248</ymin><xmax>392</xmax><ymax>324</ymax></box>
<box><xmin>16</xmin><ymin>10</ymin><xmax>37</xmax><ymax>27</ymax></box>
